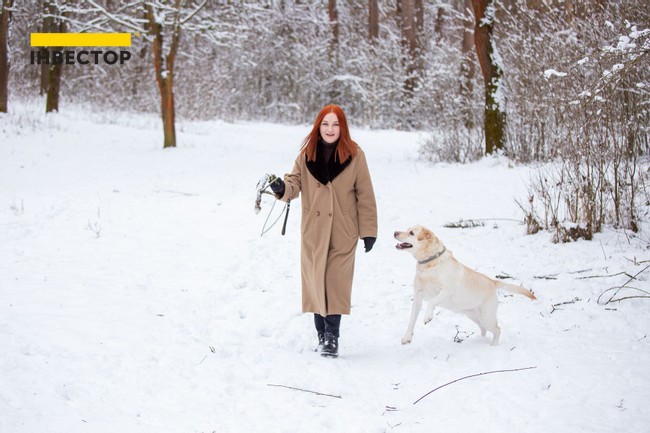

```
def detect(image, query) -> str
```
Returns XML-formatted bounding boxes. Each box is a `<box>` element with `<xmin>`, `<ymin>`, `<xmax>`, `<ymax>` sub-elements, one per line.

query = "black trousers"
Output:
<box><xmin>314</xmin><ymin>314</ymin><xmax>341</xmax><ymax>338</ymax></box>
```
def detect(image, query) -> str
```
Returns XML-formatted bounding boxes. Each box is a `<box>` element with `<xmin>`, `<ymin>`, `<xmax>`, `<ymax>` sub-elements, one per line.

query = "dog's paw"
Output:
<box><xmin>401</xmin><ymin>336</ymin><xmax>412</xmax><ymax>345</ymax></box>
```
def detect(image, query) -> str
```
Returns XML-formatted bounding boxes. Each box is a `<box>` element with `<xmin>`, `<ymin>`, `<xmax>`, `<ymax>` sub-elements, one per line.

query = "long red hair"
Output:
<box><xmin>301</xmin><ymin>104</ymin><xmax>359</xmax><ymax>162</ymax></box>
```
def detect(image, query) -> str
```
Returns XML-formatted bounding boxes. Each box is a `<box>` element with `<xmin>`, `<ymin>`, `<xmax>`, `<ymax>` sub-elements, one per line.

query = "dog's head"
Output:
<box><xmin>394</xmin><ymin>225</ymin><xmax>445</xmax><ymax>261</ymax></box>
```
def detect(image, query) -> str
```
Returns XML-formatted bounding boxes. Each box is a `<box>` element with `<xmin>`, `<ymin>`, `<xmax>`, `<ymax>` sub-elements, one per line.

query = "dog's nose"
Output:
<box><xmin>394</xmin><ymin>231</ymin><xmax>399</xmax><ymax>237</ymax></box>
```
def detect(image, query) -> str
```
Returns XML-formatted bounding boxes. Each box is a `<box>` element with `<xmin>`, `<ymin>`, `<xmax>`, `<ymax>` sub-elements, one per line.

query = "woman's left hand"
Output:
<box><xmin>363</xmin><ymin>237</ymin><xmax>376</xmax><ymax>253</ymax></box>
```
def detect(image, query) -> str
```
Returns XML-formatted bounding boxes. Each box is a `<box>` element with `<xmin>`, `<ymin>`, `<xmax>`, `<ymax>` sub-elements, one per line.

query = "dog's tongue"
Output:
<box><xmin>396</xmin><ymin>242</ymin><xmax>412</xmax><ymax>249</ymax></box>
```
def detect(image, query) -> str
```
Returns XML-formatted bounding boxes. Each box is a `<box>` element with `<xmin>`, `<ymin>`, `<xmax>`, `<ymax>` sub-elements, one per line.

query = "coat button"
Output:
<box><xmin>328</xmin><ymin>212</ymin><xmax>332</xmax><ymax>217</ymax></box>
<box><xmin>316</xmin><ymin>211</ymin><xmax>320</xmax><ymax>216</ymax></box>
<box><xmin>317</xmin><ymin>183</ymin><xmax>320</xmax><ymax>188</ymax></box>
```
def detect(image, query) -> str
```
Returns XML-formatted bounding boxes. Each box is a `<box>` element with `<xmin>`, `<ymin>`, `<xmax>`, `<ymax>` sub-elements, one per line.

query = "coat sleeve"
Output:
<box><xmin>278</xmin><ymin>154</ymin><xmax>302</xmax><ymax>202</ymax></box>
<box><xmin>355</xmin><ymin>150</ymin><xmax>378</xmax><ymax>239</ymax></box>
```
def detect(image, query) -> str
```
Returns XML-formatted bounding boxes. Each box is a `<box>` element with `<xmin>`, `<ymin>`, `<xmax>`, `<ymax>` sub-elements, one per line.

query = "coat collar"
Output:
<box><xmin>306</xmin><ymin>140</ymin><xmax>352</xmax><ymax>184</ymax></box>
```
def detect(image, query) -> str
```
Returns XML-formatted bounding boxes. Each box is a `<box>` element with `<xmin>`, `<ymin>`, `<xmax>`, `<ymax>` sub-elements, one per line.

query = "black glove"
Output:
<box><xmin>270</xmin><ymin>177</ymin><xmax>285</xmax><ymax>196</ymax></box>
<box><xmin>363</xmin><ymin>237</ymin><xmax>376</xmax><ymax>253</ymax></box>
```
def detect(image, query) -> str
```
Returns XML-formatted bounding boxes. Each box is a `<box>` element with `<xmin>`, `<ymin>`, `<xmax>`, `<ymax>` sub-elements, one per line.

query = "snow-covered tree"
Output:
<box><xmin>56</xmin><ymin>0</ymin><xmax>209</xmax><ymax>147</ymax></box>
<box><xmin>471</xmin><ymin>0</ymin><xmax>505</xmax><ymax>154</ymax></box>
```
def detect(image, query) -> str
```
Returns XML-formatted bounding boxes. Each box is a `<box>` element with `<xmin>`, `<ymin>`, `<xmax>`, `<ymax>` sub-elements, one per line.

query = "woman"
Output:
<box><xmin>270</xmin><ymin>104</ymin><xmax>377</xmax><ymax>358</ymax></box>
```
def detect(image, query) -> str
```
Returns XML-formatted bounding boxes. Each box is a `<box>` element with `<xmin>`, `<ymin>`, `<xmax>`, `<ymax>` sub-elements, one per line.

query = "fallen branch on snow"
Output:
<box><xmin>550</xmin><ymin>297</ymin><xmax>581</xmax><ymax>314</ymax></box>
<box><xmin>597</xmin><ymin>264</ymin><xmax>650</xmax><ymax>305</ymax></box>
<box><xmin>267</xmin><ymin>384</ymin><xmax>342</xmax><ymax>399</ymax></box>
<box><xmin>413</xmin><ymin>366</ymin><xmax>537</xmax><ymax>405</ymax></box>
<box><xmin>577</xmin><ymin>271</ymin><xmax>632</xmax><ymax>280</ymax></box>
<box><xmin>534</xmin><ymin>273</ymin><xmax>559</xmax><ymax>280</ymax></box>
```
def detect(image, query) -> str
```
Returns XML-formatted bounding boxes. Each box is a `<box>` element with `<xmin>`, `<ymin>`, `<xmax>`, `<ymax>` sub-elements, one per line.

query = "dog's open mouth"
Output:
<box><xmin>396</xmin><ymin>242</ymin><xmax>413</xmax><ymax>250</ymax></box>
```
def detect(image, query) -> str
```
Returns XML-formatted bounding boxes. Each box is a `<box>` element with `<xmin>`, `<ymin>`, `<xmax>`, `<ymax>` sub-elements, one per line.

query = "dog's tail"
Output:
<box><xmin>497</xmin><ymin>282</ymin><xmax>537</xmax><ymax>300</ymax></box>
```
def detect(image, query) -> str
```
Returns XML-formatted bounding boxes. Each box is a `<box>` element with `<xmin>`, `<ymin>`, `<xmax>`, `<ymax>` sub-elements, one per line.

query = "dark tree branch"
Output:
<box><xmin>267</xmin><ymin>384</ymin><xmax>342</xmax><ymax>399</ymax></box>
<box><xmin>414</xmin><ymin>367</ymin><xmax>537</xmax><ymax>405</ymax></box>
<box><xmin>598</xmin><ymin>264</ymin><xmax>650</xmax><ymax>305</ymax></box>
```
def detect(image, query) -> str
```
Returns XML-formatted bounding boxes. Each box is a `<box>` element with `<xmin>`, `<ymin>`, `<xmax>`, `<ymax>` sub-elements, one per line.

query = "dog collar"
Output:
<box><xmin>418</xmin><ymin>247</ymin><xmax>446</xmax><ymax>265</ymax></box>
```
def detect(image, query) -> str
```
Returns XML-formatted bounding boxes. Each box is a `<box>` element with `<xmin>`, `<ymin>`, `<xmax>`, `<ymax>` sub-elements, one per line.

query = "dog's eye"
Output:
<box><xmin>409</xmin><ymin>231</ymin><xmax>414</xmax><ymax>236</ymax></box>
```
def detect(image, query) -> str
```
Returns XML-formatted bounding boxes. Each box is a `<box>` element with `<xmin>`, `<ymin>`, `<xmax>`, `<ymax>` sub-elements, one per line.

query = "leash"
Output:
<box><xmin>255</xmin><ymin>173</ymin><xmax>290</xmax><ymax>237</ymax></box>
<box><xmin>281</xmin><ymin>200</ymin><xmax>291</xmax><ymax>235</ymax></box>
<box><xmin>260</xmin><ymin>199</ymin><xmax>288</xmax><ymax>236</ymax></box>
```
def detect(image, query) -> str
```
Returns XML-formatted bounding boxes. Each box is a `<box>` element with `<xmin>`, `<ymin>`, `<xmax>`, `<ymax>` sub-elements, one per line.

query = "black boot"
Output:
<box><xmin>321</xmin><ymin>332</ymin><xmax>339</xmax><ymax>358</ymax></box>
<box><xmin>314</xmin><ymin>314</ymin><xmax>326</xmax><ymax>352</ymax></box>
<box><xmin>315</xmin><ymin>332</ymin><xmax>325</xmax><ymax>352</ymax></box>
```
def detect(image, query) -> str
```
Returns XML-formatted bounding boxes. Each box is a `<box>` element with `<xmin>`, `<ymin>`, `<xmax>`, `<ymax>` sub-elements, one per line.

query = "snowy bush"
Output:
<box><xmin>499</xmin><ymin>2</ymin><xmax>650</xmax><ymax>240</ymax></box>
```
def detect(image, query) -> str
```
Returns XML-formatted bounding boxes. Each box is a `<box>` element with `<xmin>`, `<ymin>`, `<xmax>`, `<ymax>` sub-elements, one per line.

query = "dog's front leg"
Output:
<box><xmin>424</xmin><ymin>301</ymin><xmax>436</xmax><ymax>325</ymax></box>
<box><xmin>422</xmin><ymin>290</ymin><xmax>452</xmax><ymax>325</ymax></box>
<box><xmin>402</xmin><ymin>290</ymin><xmax>424</xmax><ymax>345</ymax></box>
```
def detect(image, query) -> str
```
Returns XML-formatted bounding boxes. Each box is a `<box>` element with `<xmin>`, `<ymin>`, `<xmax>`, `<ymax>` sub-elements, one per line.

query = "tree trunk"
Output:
<box><xmin>415</xmin><ymin>0</ymin><xmax>423</xmax><ymax>34</ymax></box>
<box><xmin>328</xmin><ymin>0</ymin><xmax>340</xmax><ymax>101</ymax></box>
<box><xmin>369</xmin><ymin>0</ymin><xmax>378</xmax><ymax>41</ymax></box>
<box><xmin>0</xmin><ymin>0</ymin><xmax>12</xmax><ymax>113</ymax></box>
<box><xmin>45</xmin><ymin>1</ymin><xmax>64</xmax><ymax>113</ymax></box>
<box><xmin>471</xmin><ymin>0</ymin><xmax>505</xmax><ymax>154</ymax></box>
<box><xmin>397</xmin><ymin>0</ymin><xmax>419</xmax><ymax>99</ymax></box>
<box><xmin>433</xmin><ymin>4</ymin><xmax>445</xmax><ymax>40</ymax></box>
<box><xmin>160</xmin><ymin>73</ymin><xmax>175</xmax><ymax>149</ymax></box>
<box><xmin>39</xmin><ymin>1</ymin><xmax>51</xmax><ymax>95</ymax></box>
<box><xmin>460</xmin><ymin>0</ymin><xmax>475</xmax><ymax>129</ymax></box>
<box><xmin>328</xmin><ymin>0</ymin><xmax>338</xmax><ymax>53</ymax></box>
<box><xmin>147</xmin><ymin>2</ymin><xmax>181</xmax><ymax>148</ymax></box>
<box><xmin>45</xmin><ymin>57</ymin><xmax>62</xmax><ymax>112</ymax></box>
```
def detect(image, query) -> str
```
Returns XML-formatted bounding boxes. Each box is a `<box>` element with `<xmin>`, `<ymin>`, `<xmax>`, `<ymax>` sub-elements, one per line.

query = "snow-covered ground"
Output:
<box><xmin>1</xmin><ymin>103</ymin><xmax>649</xmax><ymax>433</ymax></box>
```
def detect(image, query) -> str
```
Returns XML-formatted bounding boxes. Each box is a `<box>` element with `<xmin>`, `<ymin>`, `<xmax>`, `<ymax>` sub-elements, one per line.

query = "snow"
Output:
<box><xmin>1</xmin><ymin>105</ymin><xmax>650</xmax><ymax>433</ymax></box>
<box><xmin>544</xmin><ymin>69</ymin><xmax>568</xmax><ymax>79</ymax></box>
<box><xmin>629</xmin><ymin>27</ymin><xmax>650</xmax><ymax>39</ymax></box>
<box><xmin>490</xmin><ymin>39</ymin><xmax>506</xmax><ymax>112</ymax></box>
<box><xmin>616</xmin><ymin>35</ymin><xmax>635</xmax><ymax>51</ymax></box>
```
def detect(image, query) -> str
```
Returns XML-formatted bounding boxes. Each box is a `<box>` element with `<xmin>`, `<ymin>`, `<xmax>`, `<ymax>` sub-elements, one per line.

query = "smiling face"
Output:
<box><xmin>319</xmin><ymin>112</ymin><xmax>340</xmax><ymax>144</ymax></box>
<box><xmin>394</xmin><ymin>225</ymin><xmax>443</xmax><ymax>260</ymax></box>
<box><xmin>394</xmin><ymin>226</ymin><xmax>422</xmax><ymax>251</ymax></box>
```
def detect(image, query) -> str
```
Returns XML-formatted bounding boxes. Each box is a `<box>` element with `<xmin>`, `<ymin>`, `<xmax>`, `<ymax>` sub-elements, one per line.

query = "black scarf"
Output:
<box><xmin>306</xmin><ymin>140</ymin><xmax>352</xmax><ymax>185</ymax></box>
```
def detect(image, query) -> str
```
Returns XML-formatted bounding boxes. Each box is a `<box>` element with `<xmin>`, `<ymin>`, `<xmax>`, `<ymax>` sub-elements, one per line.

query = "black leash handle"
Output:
<box><xmin>281</xmin><ymin>200</ymin><xmax>291</xmax><ymax>235</ymax></box>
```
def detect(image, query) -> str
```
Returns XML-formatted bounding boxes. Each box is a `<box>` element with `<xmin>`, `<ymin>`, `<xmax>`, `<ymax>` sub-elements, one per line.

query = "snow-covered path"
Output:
<box><xmin>1</xmin><ymin>107</ymin><xmax>649</xmax><ymax>432</ymax></box>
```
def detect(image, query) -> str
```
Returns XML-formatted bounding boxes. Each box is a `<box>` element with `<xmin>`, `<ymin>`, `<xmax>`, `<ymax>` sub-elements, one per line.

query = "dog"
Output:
<box><xmin>394</xmin><ymin>225</ymin><xmax>536</xmax><ymax>346</ymax></box>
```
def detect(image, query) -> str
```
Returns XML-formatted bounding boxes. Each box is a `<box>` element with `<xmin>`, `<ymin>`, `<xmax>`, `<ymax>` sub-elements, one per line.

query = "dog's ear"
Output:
<box><xmin>417</xmin><ymin>228</ymin><xmax>434</xmax><ymax>241</ymax></box>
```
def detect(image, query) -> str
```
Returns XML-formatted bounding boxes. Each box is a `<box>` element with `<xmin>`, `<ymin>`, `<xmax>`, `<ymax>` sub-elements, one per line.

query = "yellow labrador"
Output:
<box><xmin>394</xmin><ymin>225</ymin><xmax>536</xmax><ymax>346</ymax></box>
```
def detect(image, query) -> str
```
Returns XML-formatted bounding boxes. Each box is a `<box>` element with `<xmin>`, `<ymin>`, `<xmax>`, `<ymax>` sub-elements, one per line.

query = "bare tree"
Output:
<box><xmin>433</xmin><ymin>3</ymin><xmax>445</xmax><ymax>40</ymax></box>
<box><xmin>369</xmin><ymin>0</ymin><xmax>378</xmax><ymax>41</ymax></box>
<box><xmin>459</xmin><ymin>0</ymin><xmax>475</xmax><ymax>129</ymax></box>
<box><xmin>471</xmin><ymin>0</ymin><xmax>505</xmax><ymax>154</ymax></box>
<box><xmin>328</xmin><ymin>0</ymin><xmax>339</xmax><ymax>55</ymax></box>
<box><xmin>44</xmin><ymin>0</ymin><xmax>66</xmax><ymax>113</ymax></box>
<box><xmin>64</xmin><ymin>0</ymin><xmax>208</xmax><ymax>148</ymax></box>
<box><xmin>397</xmin><ymin>0</ymin><xmax>418</xmax><ymax>97</ymax></box>
<box><xmin>0</xmin><ymin>0</ymin><xmax>13</xmax><ymax>112</ymax></box>
<box><xmin>146</xmin><ymin>0</ymin><xmax>181</xmax><ymax>148</ymax></box>
<box><xmin>415</xmin><ymin>0</ymin><xmax>423</xmax><ymax>36</ymax></box>
<box><xmin>328</xmin><ymin>0</ymin><xmax>340</xmax><ymax>101</ymax></box>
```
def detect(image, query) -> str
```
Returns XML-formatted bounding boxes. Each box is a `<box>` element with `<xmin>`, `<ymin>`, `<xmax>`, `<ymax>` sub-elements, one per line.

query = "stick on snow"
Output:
<box><xmin>413</xmin><ymin>366</ymin><xmax>537</xmax><ymax>405</ymax></box>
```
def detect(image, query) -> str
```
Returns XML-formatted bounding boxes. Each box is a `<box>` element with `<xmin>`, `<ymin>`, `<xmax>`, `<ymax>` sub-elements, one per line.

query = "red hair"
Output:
<box><xmin>301</xmin><ymin>104</ymin><xmax>359</xmax><ymax>162</ymax></box>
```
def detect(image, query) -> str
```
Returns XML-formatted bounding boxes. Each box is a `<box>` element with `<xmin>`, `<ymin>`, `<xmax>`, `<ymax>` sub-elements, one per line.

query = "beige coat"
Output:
<box><xmin>279</xmin><ymin>147</ymin><xmax>377</xmax><ymax>316</ymax></box>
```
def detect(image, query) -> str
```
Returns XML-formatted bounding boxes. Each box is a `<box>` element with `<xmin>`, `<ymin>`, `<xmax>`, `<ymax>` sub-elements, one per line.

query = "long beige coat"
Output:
<box><xmin>279</xmin><ymin>146</ymin><xmax>377</xmax><ymax>316</ymax></box>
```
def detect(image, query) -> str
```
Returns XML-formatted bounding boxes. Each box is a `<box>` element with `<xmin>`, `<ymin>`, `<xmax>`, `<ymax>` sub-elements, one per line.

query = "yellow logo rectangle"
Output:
<box><xmin>30</xmin><ymin>33</ymin><xmax>132</xmax><ymax>47</ymax></box>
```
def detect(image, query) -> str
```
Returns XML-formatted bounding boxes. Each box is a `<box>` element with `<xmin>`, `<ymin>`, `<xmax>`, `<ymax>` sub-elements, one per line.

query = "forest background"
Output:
<box><xmin>1</xmin><ymin>0</ymin><xmax>649</xmax><ymax>240</ymax></box>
